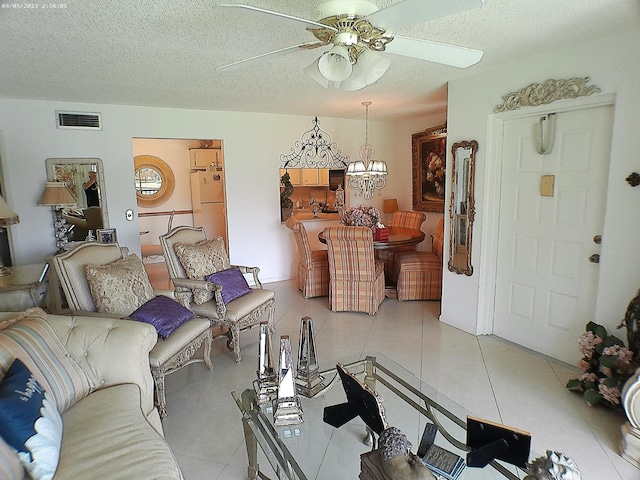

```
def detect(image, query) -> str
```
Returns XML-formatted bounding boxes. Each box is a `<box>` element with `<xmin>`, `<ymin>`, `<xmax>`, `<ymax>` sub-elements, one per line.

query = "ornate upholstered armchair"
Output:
<box><xmin>53</xmin><ymin>242</ymin><xmax>213</xmax><ymax>418</ymax></box>
<box><xmin>285</xmin><ymin>218</ymin><xmax>329</xmax><ymax>298</ymax></box>
<box><xmin>378</xmin><ymin>210</ymin><xmax>427</xmax><ymax>279</ymax></box>
<box><xmin>324</xmin><ymin>226</ymin><xmax>385</xmax><ymax>315</ymax></box>
<box><xmin>160</xmin><ymin>226</ymin><xmax>275</xmax><ymax>363</ymax></box>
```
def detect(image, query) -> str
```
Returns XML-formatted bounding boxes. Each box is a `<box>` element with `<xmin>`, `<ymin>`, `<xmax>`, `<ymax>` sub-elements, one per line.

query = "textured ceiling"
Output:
<box><xmin>0</xmin><ymin>0</ymin><xmax>637</xmax><ymax>121</ymax></box>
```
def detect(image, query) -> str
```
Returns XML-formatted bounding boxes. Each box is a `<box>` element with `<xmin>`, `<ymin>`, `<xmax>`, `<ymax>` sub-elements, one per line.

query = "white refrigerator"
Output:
<box><xmin>191</xmin><ymin>169</ymin><xmax>227</xmax><ymax>246</ymax></box>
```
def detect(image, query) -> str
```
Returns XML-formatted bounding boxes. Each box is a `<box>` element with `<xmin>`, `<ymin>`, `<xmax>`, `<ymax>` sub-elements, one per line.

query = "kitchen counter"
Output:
<box><xmin>288</xmin><ymin>210</ymin><xmax>341</xmax><ymax>221</ymax></box>
<box><xmin>283</xmin><ymin>210</ymin><xmax>341</xmax><ymax>251</ymax></box>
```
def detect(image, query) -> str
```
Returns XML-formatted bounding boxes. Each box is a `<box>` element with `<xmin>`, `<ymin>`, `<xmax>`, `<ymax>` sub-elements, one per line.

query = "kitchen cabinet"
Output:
<box><xmin>319</xmin><ymin>169</ymin><xmax>329</xmax><ymax>186</ymax></box>
<box><xmin>280</xmin><ymin>169</ymin><xmax>301</xmax><ymax>186</ymax></box>
<box><xmin>190</xmin><ymin>148</ymin><xmax>223</xmax><ymax>170</ymax></box>
<box><xmin>302</xmin><ymin>169</ymin><xmax>320</xmax><ymax>186</ymax></box>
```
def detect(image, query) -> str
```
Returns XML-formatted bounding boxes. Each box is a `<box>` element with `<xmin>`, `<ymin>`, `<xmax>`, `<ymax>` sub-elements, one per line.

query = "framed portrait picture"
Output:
<box><xmin>97</xmin><ymin>228</ymin><xmax>117</xmax><ymax>244</ymax></box>
<box><xmin>412</xmin><ymin>124</ymin><xmax>447</xmax><ymax>212</ymax></box>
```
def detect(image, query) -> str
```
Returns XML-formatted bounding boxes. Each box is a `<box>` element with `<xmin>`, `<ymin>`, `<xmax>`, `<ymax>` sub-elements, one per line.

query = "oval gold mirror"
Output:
<box><xmin>134</xmin><ymin>155</ymin><xmax>175</xmax><ymax>208</ymax></box>
<box><xmin>448</xmin><ymin>140</ymin><xmax>478</xmax><ymax>276</ymax></box>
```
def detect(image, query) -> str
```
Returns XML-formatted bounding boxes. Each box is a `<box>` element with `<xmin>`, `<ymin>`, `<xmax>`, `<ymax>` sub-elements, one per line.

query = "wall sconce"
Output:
<box><xmin>37</xmin><ymin>182</ymin><xmax>77</xmax><ymax>252</ymax></box>
<box><xmin>0</xmin><ymin>195</ymin><xmax>19</xmax><ymax>276</ymax></box>
<box><xmin>346</xmin><ymin>102</ymin><xmax>388</xmax><ymax>199</ymax></box>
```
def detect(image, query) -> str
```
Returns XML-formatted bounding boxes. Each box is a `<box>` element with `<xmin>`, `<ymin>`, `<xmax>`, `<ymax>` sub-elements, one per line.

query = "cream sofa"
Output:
<box><xmin>0</xmin><ymin>308</ymin><xmax>183</xmax><ymax>480</ymax></box>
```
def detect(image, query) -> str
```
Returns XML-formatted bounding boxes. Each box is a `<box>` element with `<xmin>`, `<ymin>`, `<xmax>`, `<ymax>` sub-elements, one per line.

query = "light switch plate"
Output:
<box><xmin>126</xmin><ymin>209</ymin><xmax>134</xmax><ymax>221</ymax></box>
<box><xmin>541</xmin><ymin>175</ymin><xmax>555</xmax><ymax>197</ymax></box>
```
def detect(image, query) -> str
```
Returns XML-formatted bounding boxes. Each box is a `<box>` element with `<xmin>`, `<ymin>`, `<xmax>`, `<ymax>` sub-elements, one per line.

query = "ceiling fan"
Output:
<box><xmin>217</xmin><ymin>0</ymin><xmax>484</xmax><ymax>91</ymax></box>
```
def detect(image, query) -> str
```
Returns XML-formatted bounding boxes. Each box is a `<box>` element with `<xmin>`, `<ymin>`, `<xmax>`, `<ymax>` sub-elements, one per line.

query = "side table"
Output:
<box><xmin>0</xmin><ymin>263</ymin><xmax>50</xmax><ymax>311</ymax></box>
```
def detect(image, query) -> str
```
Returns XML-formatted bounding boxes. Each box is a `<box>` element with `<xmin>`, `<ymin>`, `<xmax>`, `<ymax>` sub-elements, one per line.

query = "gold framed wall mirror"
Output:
<box><xmin>448</xmin><ymin>141</ymin><xmax>478</xmax><ymax>276</ymax></box>
<box><xmin>45</xmin><ymin>157</ymin><xmax>109</xmax><ymax>241</ymax></box>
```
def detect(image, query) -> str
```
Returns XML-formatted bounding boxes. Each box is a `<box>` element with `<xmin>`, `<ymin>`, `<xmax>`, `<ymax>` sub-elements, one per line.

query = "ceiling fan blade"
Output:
<box><xmin>217</xmin><ymin>42</ymin><xmax>324</xmax><ymax>72</ymax></box>
<box><xmin>384</xmin><ymin>36</ymin><xmax>483</xmax><ymax>68</ymax></box>
<box><xmin>364</xmin><ymin>0</ymin><xmax>484</xmax><ymax>31</ymax></box>
<box><xmin>219</xmin><ymin>4</ymin><xmax>338</xmax><ymax>31</ymax></box>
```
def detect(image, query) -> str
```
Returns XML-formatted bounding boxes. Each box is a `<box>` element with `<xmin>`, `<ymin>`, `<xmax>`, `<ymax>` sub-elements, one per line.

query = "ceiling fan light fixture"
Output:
<box><xmin>318</xmin><ymin>45</ymin><xmax>353</xmax><ymax>82</ymax></box>
<box><xmin>357</xmin><ymin>49</ymin><xmax>390</xmax><ymax>84</ymax></box>
<box><xmin>304</xmin><ymin>58</ymin><xmax>330</xmax><ymax>88</ymax></box>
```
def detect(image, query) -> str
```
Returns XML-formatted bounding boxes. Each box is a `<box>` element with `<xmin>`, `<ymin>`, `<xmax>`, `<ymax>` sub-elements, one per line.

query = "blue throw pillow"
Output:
<box><xmin>0</xmin><ymin>358</ymin><xmax>63</xmax><ymax>480</ymax></box>
<box><xmin>205</xmin><ymin>268</ymin><xmax>252</xmax><ymax>304</ymax></box>
<box><xmin>130</xmin><ymin>295</ymin><xmax>195</xmax><ymax>339</ymax></box>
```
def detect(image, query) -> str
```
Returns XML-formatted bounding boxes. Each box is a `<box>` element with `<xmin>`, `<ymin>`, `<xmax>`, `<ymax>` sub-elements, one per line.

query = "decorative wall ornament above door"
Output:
<box><xmin>494</xmin><ymin>77</ymin><xmax>601</xmax><ymax>113</ymax></box>
<box><xmin>280</xmin><ymin>116</ymin><xmax>350</xmax><ymax>169</ymax></box>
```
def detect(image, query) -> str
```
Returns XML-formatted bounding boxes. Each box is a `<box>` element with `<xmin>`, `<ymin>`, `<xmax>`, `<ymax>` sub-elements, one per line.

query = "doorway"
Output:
<box><xmin>478</xmin><ymin>95</ymin><xmax>615</xmax><ymax>365</ymax></box>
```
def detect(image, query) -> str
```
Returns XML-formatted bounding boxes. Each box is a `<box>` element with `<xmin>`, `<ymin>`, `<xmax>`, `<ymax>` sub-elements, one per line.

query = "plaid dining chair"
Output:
<box><xmin>378</xmin><ymin>210</ymin><xmax>427</xmax><ymax>279</ymax></box>
<box><xmin>285</xmin><ymin>218</ymin><xmax>329</xmax><ymax>298</ymax></box>
<box><xmin>393</xmin><ymin>217</ymin><xmax>445</xmax><ymax>301</ymax></box>
<box><xmin>324</xmin><ymin>226</ymin><xmax>385</xmax><ymax>315</ymax></box>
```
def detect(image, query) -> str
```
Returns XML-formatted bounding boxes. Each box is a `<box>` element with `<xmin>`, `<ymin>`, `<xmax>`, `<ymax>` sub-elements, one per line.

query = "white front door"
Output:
<box><xmin>493</xmin><ymin>104</ymin><xmax>614</xmax><ymax>364</ymax></box>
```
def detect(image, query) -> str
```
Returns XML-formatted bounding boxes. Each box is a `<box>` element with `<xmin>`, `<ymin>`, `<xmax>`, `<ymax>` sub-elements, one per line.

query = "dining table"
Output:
<box><xmin>317</xmin><ymin>226</ymin><xmax>425</xmax><ymax>250</ymax></box>
<box><xmin>318</xmin><ymin>226</ymin><xmax>426</xmax><ymax>298</ymax></box>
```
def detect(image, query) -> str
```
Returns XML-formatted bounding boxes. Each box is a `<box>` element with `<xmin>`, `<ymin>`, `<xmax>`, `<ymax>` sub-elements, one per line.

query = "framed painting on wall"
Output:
<box><xmin>412</xmin><ymin>124</ymin><xmax>447</xmax><ymax>212</ymax></box>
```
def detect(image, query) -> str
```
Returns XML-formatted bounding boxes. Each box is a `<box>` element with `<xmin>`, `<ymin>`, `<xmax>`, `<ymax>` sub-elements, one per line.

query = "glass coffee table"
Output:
<box><xmin>232</xmin><ymin>353</ymin><xmax>531</xmax><ymax>480</ymax></box>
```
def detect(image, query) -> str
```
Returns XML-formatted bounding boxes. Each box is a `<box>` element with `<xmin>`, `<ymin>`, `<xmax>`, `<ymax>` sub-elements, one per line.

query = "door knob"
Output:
<box><xmin>593</xmin><ymin>235</ymin><xmax>602</xmax><ymax>244</ymax></box>
<box><xmin>589</xmin><ymin>254</ymin><xmax>600</xmax><ymax>264</ymax></box>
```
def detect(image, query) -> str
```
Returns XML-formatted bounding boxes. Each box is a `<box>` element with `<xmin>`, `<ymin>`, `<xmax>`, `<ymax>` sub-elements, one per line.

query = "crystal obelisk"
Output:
<box><xmin>253</xmin><ymin>323</ymin><xmax>278</xmax><ymax>404</ymax></box>
<box><xmin>273</xmin><ymin>335</ymin><xmax>303</xmax><ymax>426</ymax></box>
<box><xmin>295</xmin><ymin>316</ymin><xmax>325</xmax><ymax>397</ymax></box>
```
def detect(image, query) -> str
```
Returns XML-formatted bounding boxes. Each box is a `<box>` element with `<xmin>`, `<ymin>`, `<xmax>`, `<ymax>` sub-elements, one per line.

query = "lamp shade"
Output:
<box><xmin>367</xmin><ymin>160</ymin><xmax>388</xmax><ymax>175</ymax></box>
<box><xmin>382</xmin><ymin>199</ymin><xmax>398</xmax><ymax>214</ymax></box>
<box><xmin>318</xmin><ymin>45</ymin><xmax>353</xmax><ymax>82</ymax></box>
<box><xmin>346</xmin><ymin>161</ymin><xmax>367</xmax><ymax>176</ymax></box>
<box><xmin>0</xmin><ymin>195</ymin><xmax>19</xmax><ymax>226</ymax></box>
<box><xmin>38</xmin><ymin>182</ymin><xmax>77</xmax><ymax>207</ymax></box>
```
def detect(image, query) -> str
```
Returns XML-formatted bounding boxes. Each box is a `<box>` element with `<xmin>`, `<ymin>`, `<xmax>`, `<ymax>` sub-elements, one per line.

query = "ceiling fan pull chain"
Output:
<box><xmin>535</xmin><ymin>113</ymin><xmax>557</xmax><ymax>155</ymax></box>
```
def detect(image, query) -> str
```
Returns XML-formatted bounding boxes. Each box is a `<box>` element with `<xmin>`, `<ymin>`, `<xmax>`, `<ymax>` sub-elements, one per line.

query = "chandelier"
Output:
<box><xmin>346</xmin><ymin>102</ymin><xmax>387</xmax><ymax>199</ymax></box>
<box><xmin>304</xmin><ymin>10</ymin><xmax>392</xmax><ymax>91</ymax></box>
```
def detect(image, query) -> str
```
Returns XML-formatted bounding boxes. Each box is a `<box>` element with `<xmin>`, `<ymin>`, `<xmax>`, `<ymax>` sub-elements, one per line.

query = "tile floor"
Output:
<box><xmin>159</xmin><ymin>279</ymin><xmax>639</xmax><ymax>480</ymax></box>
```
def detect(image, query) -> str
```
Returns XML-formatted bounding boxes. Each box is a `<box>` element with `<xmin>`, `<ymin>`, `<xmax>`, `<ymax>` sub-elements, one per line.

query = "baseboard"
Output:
<box><xmin>439</xmin><ymin>314</ymin><xmax>479</xmax><ymax>336</ymax></box>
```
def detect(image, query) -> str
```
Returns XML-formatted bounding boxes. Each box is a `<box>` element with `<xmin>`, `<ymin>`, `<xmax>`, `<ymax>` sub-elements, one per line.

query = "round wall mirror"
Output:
<box><xmin>134</xmin><ymin>155</ymin><xmax>175</xmax><ymax>207</ymax></box>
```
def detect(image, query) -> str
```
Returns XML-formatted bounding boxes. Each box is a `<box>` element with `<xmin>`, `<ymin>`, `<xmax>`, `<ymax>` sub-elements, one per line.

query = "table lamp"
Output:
<box><xmin>382</xmin><ymin>198</ymin><xmax>398</xmax><ymax>224</ymax></box>
<box><xmin>0</xmin><ymin>194</ymin><xmax>19</xmax><ymax>276</ymax></box>
<box><xmin>38</xmin><ymin>182</ymin><xmax>77</xmax><ymax>252</ymax></box>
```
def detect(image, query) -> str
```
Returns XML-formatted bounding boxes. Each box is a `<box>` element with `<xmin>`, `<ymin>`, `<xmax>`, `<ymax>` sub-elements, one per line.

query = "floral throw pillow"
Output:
<box><xmin>85</xmin><ymin>254</ymin><xmax>155</xmax><ymax>316</ymax></box>
<box><xmin>174</xmin><ymin>239</ymin><xmax>230</xmax><ymax>304</ymax></box>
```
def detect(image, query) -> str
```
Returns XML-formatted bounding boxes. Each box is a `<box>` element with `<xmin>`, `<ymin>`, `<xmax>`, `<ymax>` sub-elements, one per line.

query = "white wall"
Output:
<box><xmin>0</xmin><ymin>102</ymin><xmax>404</xmax><ymax>283</ymax></box>
<box><xmin>444</xmin><ymin>27</ymin><xmax>640</xmax><ymax>335</ymax></box>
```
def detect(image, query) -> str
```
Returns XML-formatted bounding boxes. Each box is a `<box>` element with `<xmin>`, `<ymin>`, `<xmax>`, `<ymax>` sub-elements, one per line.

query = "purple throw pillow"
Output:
<box><xmin>205</xmin><ymin>268</ymin><xmax>252</xmax><ymax>304</ymax></box>
<box><xmin>130</xmin><ymin>295</ymin><xmax>195</xmax><ymax>339</ymax></box>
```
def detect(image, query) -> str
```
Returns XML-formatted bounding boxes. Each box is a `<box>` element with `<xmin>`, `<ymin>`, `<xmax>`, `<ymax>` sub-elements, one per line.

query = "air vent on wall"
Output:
<box><xmin>56</xmin><ymin>111</ymin><xmax>102</xmax><ymax>130</ymax></box>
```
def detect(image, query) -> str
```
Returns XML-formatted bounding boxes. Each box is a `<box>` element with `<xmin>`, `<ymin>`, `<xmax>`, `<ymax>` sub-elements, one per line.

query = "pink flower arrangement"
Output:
<box><xmin>578</xmin><ymin>331</ymin><xmax>603</xmax><ymax>358</ymax></box>
<box><xmin>340</xmin><ymin>204</ymin><xmax>380</xmax><ymax>230</ymax></box>
<box><xmin>567</xmin><ymin>321</ymin><xmax>637</xmax><ymax>407</ymax></box>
